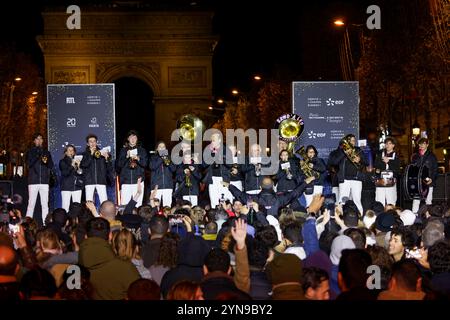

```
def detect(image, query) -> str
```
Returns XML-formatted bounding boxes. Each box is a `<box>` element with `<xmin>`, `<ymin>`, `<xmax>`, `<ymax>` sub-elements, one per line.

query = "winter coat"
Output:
<box><xmin>27</xmin><ymin>147</ymin><xmax>54</xmax><ymax>185</ymax></box>
<box><xmin>149</xmin><ymin>154</ymin><xmax>176</xmax><ymax>189</ymax></box>
<box><xmin>116</xmin><ymin>145</ymin><xmax>148</xmax><ymax>185</ymax></box>
<box><xmin>78</xmin><ymin>237</ymin><xmax>140</xmax><ymax>300</ymax></box>
<box><xmin>59</xmin><ymin>156</ymin><xmax>84</xmax><ymax>191</ymax></box>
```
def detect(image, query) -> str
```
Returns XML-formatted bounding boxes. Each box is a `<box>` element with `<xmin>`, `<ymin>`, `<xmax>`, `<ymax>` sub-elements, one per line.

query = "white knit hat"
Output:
<box><xmin>399</xmin><ymin>209</ymin><xmax>416</xmax><ymax>226</ymax></box>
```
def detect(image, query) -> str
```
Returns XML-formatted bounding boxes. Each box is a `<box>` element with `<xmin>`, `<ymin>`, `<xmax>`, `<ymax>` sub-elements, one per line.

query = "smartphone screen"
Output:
<box><xmin>324</xmin><ymin>194</ymin><xmax>336</xmax><ymax>216</ymax></box>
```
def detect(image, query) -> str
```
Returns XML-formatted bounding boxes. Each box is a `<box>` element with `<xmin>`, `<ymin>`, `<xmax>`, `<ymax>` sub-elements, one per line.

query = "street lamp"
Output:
<box><xmin>412</xmin><ymin>120</ymin><xmax>420</xmax><ymax>136</ymax></box>
<box><xmin>253</xmin><ymin>75</ymin><xmax>262</xmax><ymax>81</ymax></box>
<box><xmin>334</xmin><ymin>19</ymin><xmax>345</xmax><ymax>26</ymax></box>
<box><xmin>231</xmin><ymin>89</ymin><xmax>239</xmax><ymax>95</ymax></box>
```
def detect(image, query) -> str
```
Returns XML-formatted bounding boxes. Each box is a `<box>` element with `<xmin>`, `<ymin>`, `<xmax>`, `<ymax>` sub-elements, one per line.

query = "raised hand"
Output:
<box><xmin>231</xmin><ymin>218</ymin><xmax>247</xmax><ymax>250</ymax></box>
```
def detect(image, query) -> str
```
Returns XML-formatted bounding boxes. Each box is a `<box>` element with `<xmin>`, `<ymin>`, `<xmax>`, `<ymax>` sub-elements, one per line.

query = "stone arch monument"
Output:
<box><xmin>37</xmin><ymin>6</ymin><xmax>217</xmax><ymax>143</ymax></box>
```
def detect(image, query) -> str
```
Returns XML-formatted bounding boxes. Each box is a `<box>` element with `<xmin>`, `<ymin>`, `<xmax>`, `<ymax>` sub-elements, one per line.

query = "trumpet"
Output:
<box><xmin>94</xmin><ymin>150</ymin><xmax>102</xmax><ymax>159</ymax></box>
<box><xmin>129</xmin><ymin>157</ymin><xmax>138</xmax><ymax>169</ymax></box>
<box><xmin>162</xmin><ymin>155</ymin><xmax>171</xmax><ymax>166</ymax></box>
<box><xmin>41</xmin><ymin>155</ymin><xmax>48</xmax><ymax>164</ymax></box>
<box><xmin>341</xmin><ymin>139</ymin><xmax>361</xmax><ymax>168</ymax></box>
<box><xmin>297</xmin><ymin>146</ymin><xmax>320</xmax><ymax>179</ymax></box>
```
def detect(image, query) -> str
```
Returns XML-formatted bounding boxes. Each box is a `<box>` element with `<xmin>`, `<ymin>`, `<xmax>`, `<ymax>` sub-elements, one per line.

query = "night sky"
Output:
<box><xmin>1</xmin><ymin>0</ymin><xmax>375</xmax><ymax>98</ymax></box>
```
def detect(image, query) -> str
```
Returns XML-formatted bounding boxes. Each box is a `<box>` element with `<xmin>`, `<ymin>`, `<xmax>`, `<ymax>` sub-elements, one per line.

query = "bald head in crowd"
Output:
<box><xmin>0</xmin><ymin>245</ymin><xmax>19</xmax><ymax>279</ymax></box>
<box><xmin>99</xmin><ymin>200</ymin><xmax>117</xmax><ymax>221</ymax></box>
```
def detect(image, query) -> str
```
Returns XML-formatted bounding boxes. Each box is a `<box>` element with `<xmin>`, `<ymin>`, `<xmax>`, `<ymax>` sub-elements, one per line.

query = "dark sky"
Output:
<box><xmin>1</xmin><ymin>0</ymin><xmax>374</xmax><ymax>98</ymax></box>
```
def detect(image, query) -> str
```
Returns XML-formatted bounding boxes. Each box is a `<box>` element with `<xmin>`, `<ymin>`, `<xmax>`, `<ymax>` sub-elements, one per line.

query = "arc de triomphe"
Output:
<box><xmin>38</xmin><ymin>7</ymin><xmax>217</xmax><ymax>143</ymax></box>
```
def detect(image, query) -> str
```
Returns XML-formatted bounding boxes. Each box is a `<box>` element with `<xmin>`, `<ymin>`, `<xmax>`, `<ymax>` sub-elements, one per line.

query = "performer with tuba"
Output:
<box><xmin>275</xmin><ymin>149</ymin><xmax>301</xmax><ymax>194</ymax></box>
<box><xmin>332</xmin><ymin>134</ymin><xmax>367</xmax><ymax>214</ymax></box>
<box><xmin>80</xmin><ymin>134</ymin><xmax>112</xmax><ymax>204</ymax></box>
<box><xmin>411</xmin><ymin>137</ymin><xmax>438</xmax><ymax>213</ymax></box>
<box><xmin>298</xmin><ymin>145</ymin><xmax>326</xmax><ymax>207</ymax></box>
<box><xmin>26</xmin><ymin>133</ymin><xmax>54</xmax><ymax>223</ymax></box>
<box><xmin>149</xmin><ymin>141</ymin><xmax>176</xmax><ymax>206</ymax></box>
<box><xmin>59</xmin><ymin>144</ymin><xmax>83</xmax><ymax>212</ymax></box>
<box><xmin>373</xmin><ymin>137</ymin><xmax>400</xmax><ymax>206</ymax></box>
<box><xmin>116</xmin><ymin>130</ymin><xmax>148</xmax><ymax>207</ymax></box>
<box><xmin>175</xmin><ymin>151</ymin><xmax>201</xmax><ymax>206</ymax></box>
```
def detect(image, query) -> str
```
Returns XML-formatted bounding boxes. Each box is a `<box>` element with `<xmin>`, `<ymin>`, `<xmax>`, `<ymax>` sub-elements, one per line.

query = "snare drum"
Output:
<box><xmin>375</xmin><ymin>170</ymin><xmax>396</xmax><ymax>187</ymax></box>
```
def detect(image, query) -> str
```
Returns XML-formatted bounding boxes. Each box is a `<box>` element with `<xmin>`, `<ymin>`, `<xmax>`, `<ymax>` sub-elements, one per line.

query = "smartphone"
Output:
<box><xmin>323</xmin><ymin>194</ymin><xmax>336</xmax><ymax>217</ymax></box>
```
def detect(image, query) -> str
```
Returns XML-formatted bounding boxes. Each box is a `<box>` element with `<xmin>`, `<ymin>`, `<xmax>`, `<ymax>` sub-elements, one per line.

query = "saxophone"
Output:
<box><xmin>298</xmin><ymin>146</ymin><xmax>320</xmax><ymax>179</ymax></box>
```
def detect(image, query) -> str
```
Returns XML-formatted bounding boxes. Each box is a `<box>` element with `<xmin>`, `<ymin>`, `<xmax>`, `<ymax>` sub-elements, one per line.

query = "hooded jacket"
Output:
<box><xmin>78</xmin><ymin>237</ymin><xmax>140</xmax><ymax>300</ymax></box>
<box><xmin>116</xmin><ymin>145</ymin><xmax>148</xmax><ymax>185</ymax></box>
<box><xmin>59</xmin><ymin>156</ymin><xmax>83</xmax><ymax>191</ymax></box>
<box><xmin>27</xmin><ymin>146</ymin><xmax>54</xmax><ymax>185</ymax></box>
<box><xmin>149</xmin><ymin>154</ymin><xmax>176</xmax><ymax>189</ymax></box>
<box><xmin>160</xmin><ymin>233</ymin><xmax>211</xmax><ymax>298</ymax></box>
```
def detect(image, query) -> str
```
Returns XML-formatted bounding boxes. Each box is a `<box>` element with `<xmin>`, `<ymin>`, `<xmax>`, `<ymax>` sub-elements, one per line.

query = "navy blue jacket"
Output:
<box><xmin>27</xmin><ymin>147</ymin><xmax>54</xmax><ymax>185</ymax></box>
<box><xmin>241</xmin><ymin>157</ymin><xmax>272</xmax><ymax>192</ymax></box>
<box><xmin>59</xmin><ymin>156</ymin><xmax>83</xmax><ymax>192</ymax></box>
<box><xmin>275</xmin><ymin>159</ymin><xmax>301</xmax><ymax>192</ymax></box>
<box><xmin>174</xmin><ymin>163</ymin><xmax>202</xmax><ymax>196</ymax></box>
<box><xmin>149</xmin><ymin>154</ymin><xmax>176</xmax><ymax>189</ymax></box>
<box><xmin>411</xmin><ymin>150</ymin><xmax>438</xmax><ymax>187</ymax></box>
<box><xmin>328</xmin><ymin>147</ymin><xmax>367</xmax><ymax>183</ymax></box>
<box><xmin>116</xmin><ymin>145</ymin><xmax>148</xmax><ymax>185</ymax></box>
<box><xmin>79</xmin><ymin>148</ymin><xmax>113</xmax><ymax>186</ymax></box>
<box><xmin>201</xmin><ymin>144</ymin><xmax>233</xmax><ymax>184</ymax></box>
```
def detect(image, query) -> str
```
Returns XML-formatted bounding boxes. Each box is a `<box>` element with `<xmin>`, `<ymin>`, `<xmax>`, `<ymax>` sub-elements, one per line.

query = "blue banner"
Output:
<box><xmin>292</xmin><ymin>81</ymin><xmax>359</xmax><ymax>161</ymax></box>
<box><xmin>47</xmin><ymin>84</ymin><xmax>116</xmax><ymax>208</ymax></box>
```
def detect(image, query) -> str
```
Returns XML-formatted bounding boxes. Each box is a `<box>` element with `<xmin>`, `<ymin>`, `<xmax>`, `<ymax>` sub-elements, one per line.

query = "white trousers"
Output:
<box><xmin>61</xmin><ymin>190</ymin><xmax>82</xmax><ymax>212</ymax></box>
<box><xmin>209</xmin><ymin>176</ymin><xmax>235</xmax><ymax>208</ymax></box>
<box><xmin>339</xmin><ymin>180</ymin><xmax>363</xmax><ymax>214</ymax></box>
<box><xmin>121</xmin><ymin>184</ymin><xmax>144</xmax><ymax>207</ymax></box>
<box><xmin>412</xmin><ymin>187</ymin><xmax>433</xmax><ymax>213</ymax></box>
<box><xmin>304</xmin><ymin>185</ymin><xmax>324</xmax><ymax>207</ymax></box>
<box><xmin>375</xmin><ymin>185</ymin><xmax>397</xmax><ymax>206</ymax></box>
<box><xmin>26</xmin><ymin>184</ymin><xmax>49</xmax><ymax>219</ymax></box>
<box><xmin>85</xmin><ymin>184</ymin><xmax>108</xmax><ymax>204</ymax></box>
<box><xmin>183</xmin><ymin>195</ymin><xmax>198</xmax><ymax>206</ymax></box>
<box><xmin>155</xmin><ymin>189</ymin><xmax>173</xmax><ymax>207</ymax></box>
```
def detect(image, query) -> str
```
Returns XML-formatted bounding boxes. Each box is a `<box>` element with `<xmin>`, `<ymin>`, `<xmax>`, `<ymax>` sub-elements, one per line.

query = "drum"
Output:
<box><xmin>375</xmin><ymin>170</ymin><xmax>396</xmax><ymax>187</ymax></box>
<box><xmin>403</xmin><ymin>164</ymin><xmax>430</xmax><ymax>200</ymax></box>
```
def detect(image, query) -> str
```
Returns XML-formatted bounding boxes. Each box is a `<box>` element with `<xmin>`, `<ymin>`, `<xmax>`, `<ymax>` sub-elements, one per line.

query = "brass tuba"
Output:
<box><xmin>297</xmin><ymin>146</ymin><xmax>320</xmax><ymax>179</ymax></box>
<box><xmin>275</xmin><ymin>113</ymin><xmax>305</xmax><ymax>154</ymax></box>
<box><xmin>177</xmin><ymin>114</ymin><xmax>205</xmax><ymax>142</ymax></box>
<box><xmin>341</xmin><ymin>138</ymin><xmax>361</xmax><ymax>168</ymax></box>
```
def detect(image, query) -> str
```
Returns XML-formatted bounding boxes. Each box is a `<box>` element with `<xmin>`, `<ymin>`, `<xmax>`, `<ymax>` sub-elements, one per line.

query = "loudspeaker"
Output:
<box><xmin>433</xmin><ymin>173</ymin><xmax>449</xmax><ymax>201</ymax></box>
<box><xmin>0</xmin><ymin>180</ymin><xmax>13</xmax><ymax>198</ymax></box>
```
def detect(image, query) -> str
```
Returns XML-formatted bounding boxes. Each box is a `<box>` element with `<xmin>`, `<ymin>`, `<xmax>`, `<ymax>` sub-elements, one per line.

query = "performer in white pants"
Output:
<box><xmin>203</xmin><ymin>132</ymin><xmax>234</xmax><ymax>208</ymax></box>
<box><xmin>336</xmin><ymin>134</ymin><xmax>367</xmax><ymax>214</ymax></box>
<box><xmin>175</xmin><ymin>152</ymin><xmax>201</xmax><ymax>207</ymax></box>
<box><xmin>59</xmin><ymin>144</ymin><xmax>83</xmax><ymax>212</ymax></box>
<box><xmin>80</xmin><ymin>134</ymin><xmax>112</xmax><ymax>205</ymax></box>
<box><xmin>116</xmin><ymin>130</ymin><xmax>148</xmax><ymax>207</ymax></box>
<box><xmin>26</xmin><ymin>133</ymin><xmax>54</xmax><ymax>222</ymax></box>
<box><xmin>299</xmin><ymin>145</ymin><xmax>326</xmax><ymax>207</ymax></box>
<box><xmin>410</xmin><ymin>138</ymin><xmax>438</xmax><ymax>213</ymax></box>
<box><xmin>374</xmin><ymin>137</ymin><xmax>400</xmax><ymax>206</ymax></box>
<box><xmin>150</xmin><ymin>141</ymin><xmax>176</xmax><ymax>207</ymax></box>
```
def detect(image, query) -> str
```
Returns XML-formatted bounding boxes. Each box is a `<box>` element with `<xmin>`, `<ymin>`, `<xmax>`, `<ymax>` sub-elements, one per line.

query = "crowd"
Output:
<box><xmin>0</xmin><ymin>184</ymin><xmax>449</xmax><ymax>300</ymax></box>
<box><xmin>0</xmin><ymin>130</ymin><xmax>448</xmax><ymax>301</ymax></box>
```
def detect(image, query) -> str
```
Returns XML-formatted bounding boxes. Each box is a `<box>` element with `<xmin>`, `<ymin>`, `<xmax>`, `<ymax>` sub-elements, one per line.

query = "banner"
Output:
<box><xmin>47</xmin><ymin>84</ymin><xmax>116</xmax><ymax>207</ymax></box>
<box><xmin>292</xmin><ymin>81</ymin><xmax>359</xmax><ymax>161</ymax></box>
